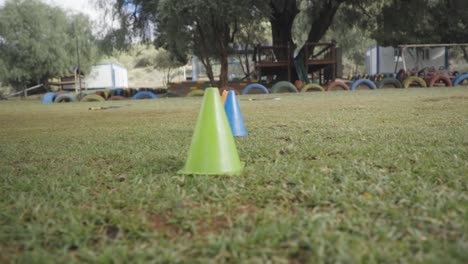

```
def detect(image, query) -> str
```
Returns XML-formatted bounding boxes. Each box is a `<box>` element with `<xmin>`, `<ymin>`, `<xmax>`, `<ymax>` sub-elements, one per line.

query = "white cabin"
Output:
<box><xmin>366</xmin><ymin>45</ymin><xmax>448</xmax><ymax>75</ymax></box>
<box><xmin>85</xmin><ymin>63</ymin><xmax>129</xmax><ymax>89</ymax></box>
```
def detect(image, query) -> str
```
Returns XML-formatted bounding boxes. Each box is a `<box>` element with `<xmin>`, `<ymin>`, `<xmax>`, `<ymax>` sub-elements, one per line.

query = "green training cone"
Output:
<box><xmin>178</xmin><ymin>88</ymin><xmax>244</xmax><ymax>176</ymax></box>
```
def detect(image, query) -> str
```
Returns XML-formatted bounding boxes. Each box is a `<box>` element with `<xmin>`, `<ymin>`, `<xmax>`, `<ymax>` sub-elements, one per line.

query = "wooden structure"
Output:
<box><xmin>254</xmin><ymin>42</ymin><xmax>339</xmax><ymax>85</ymax></box>
<box><xmin>48</xmin><ymin>70</ymin><xmax>85</xmax><ymax>93</ymax></box>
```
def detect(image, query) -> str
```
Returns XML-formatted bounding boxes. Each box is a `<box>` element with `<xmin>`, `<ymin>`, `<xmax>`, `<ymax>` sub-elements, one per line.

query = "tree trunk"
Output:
<box><xmin>219</xmin><ymin>49</ymin><xmax>229</xmax><ymax>88</ymax></box>
<box><xmin>200</xmin><ymin>58</ymin><xmax>215</xmax><ymax>86</ymax></box>
<box><xmin>269</xmin><ymin>1</ymin><xmax>297</xmax><ymax>82</ymax></box>
<box><xmin>307</xmin><ymin>2</ymin><xmax>342</xmax><ymax>43</ymax></box>
<box><xmin>195</xmin><ymin>21</ymin><xmax>216</xmax><ymax>86</ymax></box>
<box><xmin>270</xmin><ymin>1</ymin><xmax>298</xmax><ymax>60</ymax></box>
<box><xmin>214</xmin><ymin>21</ymin><xmax>232</xmax><ymax>88</ymax></box>
<box><xmin>268</xmin><ymin>0</ymin><xmax>343</xmax><ymax>83</ymax></box>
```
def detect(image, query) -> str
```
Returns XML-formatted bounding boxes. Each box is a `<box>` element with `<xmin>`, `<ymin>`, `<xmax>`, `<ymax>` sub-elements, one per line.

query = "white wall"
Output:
<box><xmin>86</xmin><ymin>64</ymin><xmax>129</xmax><ymax>89</ymax></box>
<box><xmin>366</xmin><ymin>45</ymin><xmax>447</xmax><ymax>75</ymax></box>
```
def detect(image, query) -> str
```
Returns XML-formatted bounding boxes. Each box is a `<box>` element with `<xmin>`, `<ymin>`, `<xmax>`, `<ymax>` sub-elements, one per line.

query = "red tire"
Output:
<box><xmin>428</xmin><ymin>75</ymin><xmax>452</xmax><ymax>87</ymax></box>
<box><xmin>326</xmin><ymin>81</ymin><xmax>350</xmax><ymax>91</ymax></box>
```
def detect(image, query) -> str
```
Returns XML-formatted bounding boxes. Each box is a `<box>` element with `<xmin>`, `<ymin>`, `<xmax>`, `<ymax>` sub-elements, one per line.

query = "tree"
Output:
<box><xmin>338</xmin><ymin>0</ymin><xmax>468</xmax><ymax>64</ymax></box>
<box><xmin>0</xmin><ymin>0</ymin><xmax>100</xmax><ymax>91</ymax></box>
<box><xmin>105</xmin><ymin>0</ymin><xmax>386</xmax><ymax>84</ymax></box>
<box><xmin>325</xmin><ymin>20</ymin><xmax>374</xmax><ymax>74</ymax></box>
<box><xmin>153</xmin><ymin>49</ymin><xmax>185</xmax><ymax>87</ymax></box>
<box><xmin>104</xmin><ymin>0</ymin><xmax>269</xmax><ymax>87</ymax></box>
<box><xmin>233</xmin><ymin>21</ymin><xmax>271</xmax><ymax>79</ymax></box>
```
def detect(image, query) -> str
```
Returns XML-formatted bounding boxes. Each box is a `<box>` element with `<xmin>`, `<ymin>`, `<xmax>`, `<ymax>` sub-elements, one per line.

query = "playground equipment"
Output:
<box><xmin>178</xmin><ymin>88</ymin><xmax>244</xmax><ymax>176</ymax></box>
<box><xmin>254</xmin><ymin>42</ymin><xmax>339</xmax><ymax>86</ymax></box>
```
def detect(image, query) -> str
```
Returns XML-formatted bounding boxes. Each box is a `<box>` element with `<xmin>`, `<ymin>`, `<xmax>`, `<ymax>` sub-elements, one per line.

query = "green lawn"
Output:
<box><xmin>0</xmin><ymin>88</ymin><xmax>467</xmax><ymax>263</ymax></box>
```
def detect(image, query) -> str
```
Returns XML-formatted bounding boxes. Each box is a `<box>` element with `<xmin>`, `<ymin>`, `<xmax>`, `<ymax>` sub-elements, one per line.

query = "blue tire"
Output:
<box><xmin>42</xmin><ymin>92</ymin><xmax>57</xmax><ymax>104</ymax></box>
<box><xmin>350</xmin><ymin>79</ymin><xmax>377</xmax><ymax>90</ymax></box>
<box><xmin>242</xmin><ymin>83</ymin><xmax>269</xmax><ymax>95</ymax></box>
<box><xmin>131</xmin><ymin>91</ymin><xmax>157</xmax><ymax>100</ymax></box>
<box><xmin>452</xmin><ymin>73</ymin><xmax>468</xmax><ymax>86</ymax></box>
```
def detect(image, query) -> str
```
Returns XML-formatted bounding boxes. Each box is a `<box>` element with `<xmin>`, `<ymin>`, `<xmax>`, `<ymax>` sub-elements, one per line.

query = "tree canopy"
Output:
<box><xmin>0</xmin><ymin>0</ymin><xmax>100</xmax><ymax>90</ymax></box>
<box><xmin>104</xmin><ymin>0</ymin><xmax>468</xmax><ymax>85</ymax></box>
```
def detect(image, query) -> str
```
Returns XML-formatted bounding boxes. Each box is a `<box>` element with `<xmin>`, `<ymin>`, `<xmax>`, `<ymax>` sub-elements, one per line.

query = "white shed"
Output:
<box><xmin>85</xmin><ymin>63</ymin><xmax>129</xmax><ymax>89</ymax></box>
<box><xmin>366</xmin><ymin>44</ymin><xmax>448</xmax><ymax>75</ymax></box>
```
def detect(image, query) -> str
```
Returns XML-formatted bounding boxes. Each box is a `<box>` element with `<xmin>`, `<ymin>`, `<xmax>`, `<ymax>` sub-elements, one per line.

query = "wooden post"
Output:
<box><xmin>287</xmin><ymin>43</ymin><xmax>291</xmax><ymax>82</ymax></box>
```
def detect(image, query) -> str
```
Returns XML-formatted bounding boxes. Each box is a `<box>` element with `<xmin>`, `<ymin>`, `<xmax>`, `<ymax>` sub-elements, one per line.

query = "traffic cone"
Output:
<box><xmin>224</xmin><ymin>90</ymin><xmax>248</xmax><ymax>137</ymax></box>
<box><xmin>178</xmin><ymin>87</ymin><xmax>244</xmax><ymax>176</ymax></box>
<box><xmin>221</xmin><ymin>90</ymin><xmax>228</xmax><ymax>104</ymax></box>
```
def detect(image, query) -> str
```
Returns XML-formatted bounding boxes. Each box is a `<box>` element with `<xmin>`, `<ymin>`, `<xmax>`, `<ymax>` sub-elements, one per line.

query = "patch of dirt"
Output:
<box><xmin>149</xmin><ymin>211</ymin><xmax>181</xmax><ymax>239</ymax></box>
<box><xmin>196</xmin><ymin>215</ymin><xmax>230</xmax><ymax>236</ymax></box>
<box><xmin>234</xmin><ymin>204</ymin><xmax>257</xmax><ymax>216</ymax></box>
<box><xmin>148</xmin><ymin>203</ymin><xmax>258</xmax><ymax>239</ymax></box>
<box><xmin>105</xmin><ymin>225</ymin><xmax>119</xmax><ymax>240</ymax></box>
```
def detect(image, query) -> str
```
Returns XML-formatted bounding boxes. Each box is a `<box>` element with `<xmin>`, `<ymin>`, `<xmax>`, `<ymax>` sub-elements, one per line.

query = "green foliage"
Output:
<box><xmin>325</xmin><ymin>5</ymin><xmax>376</xmax><ymax>73</ymax></box>
<box><xmin>153</xmin><ymin>49</ymin><xmax>186</xmax><ymax>86</ymax></box>
<box><xmin>0</xmin><ymin>0</ymin><xmax>100</xmax><ymax>91</ymax></box>
<box><xmin>106</xmin><ymin>0</ymin><xmax>269</xmax><ymax>86</ymax></box>
<box><xmin>1</xmin><ymin>88</ymin><xmax>467</xmax><ymax>262</ymax></box>
<box><xmin>346</xmin><ymin>0</ymin><xmax>468</xmax><ymax>47</ymax></box>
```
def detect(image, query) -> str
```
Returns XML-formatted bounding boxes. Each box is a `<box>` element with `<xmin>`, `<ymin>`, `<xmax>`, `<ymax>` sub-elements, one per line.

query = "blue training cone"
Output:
<box><xmin>224</xmin><ymin>90</ymin><xmax>248</xmax><ymax>137</ymax></box>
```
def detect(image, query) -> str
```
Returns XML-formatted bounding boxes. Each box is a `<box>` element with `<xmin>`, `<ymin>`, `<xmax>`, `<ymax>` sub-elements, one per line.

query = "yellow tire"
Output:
<box><xmin>186</xmin><ymin>89</ymin><xmax>205</xmax><ymax>97</ymax></box>
<box><xmin>300</xmin><ymin>83</ymin><xmax>324</xmax><ymax>92</ymax></box>
<box><xmin>403</xmin><ymin>77</ymin><xmax>427</xmax><ymax>88</ymax></box>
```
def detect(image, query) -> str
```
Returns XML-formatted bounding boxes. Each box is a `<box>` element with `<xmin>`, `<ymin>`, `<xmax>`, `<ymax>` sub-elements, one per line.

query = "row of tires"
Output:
<box><xmin>42</xmin><ymin>90</ymin><xmax>158</xmax><ymax>104</ymax></box>
<box><xmin>42</xmin><ymin>73</ymin><xmax>468</xmax><ymax>103</ymax></box>
<box><xmin>240</xmin><ymin>73</ymin><xmax>468</xmax><ymax>94</ymax></box>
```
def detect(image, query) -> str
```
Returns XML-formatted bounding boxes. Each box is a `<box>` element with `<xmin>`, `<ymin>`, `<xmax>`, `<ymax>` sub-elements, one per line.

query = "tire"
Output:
<box><xmin>377</xmin><ymin>78</ymin><xmax>403</xmax><ymax>89</ymax></box>
<box><xmin>271</xmin><ymin>81</ymin><xmax>299</xmax><ymax>93</ymax></box>
<box><xmin>326</xmin><ymin>81</ymin><xmax>350</xmax><ymax>91</ymax></box>
<box><xmin>54</xmin><ymin>93</ymin><xmax>78</xmax><ymax>103</ymax></box>
<box><xmin>77</xmin><ymin>93</ymin><xmax>88</xmax><ymax>100</ymax></box>
<box><xmin>186</xmin><ymin>89</ymin><xmax>205</xmax><ymax>97</ymax></box>
<box><xmin>80</xmin><ymin>94</ymin><xmax>106</xmax><ymax>102</ymax></box>
<box><xmin>300</xmin><ymin>83</ymin><xmax>324</xmax><ymax>92</ymax></box>
<box><xmin>242</xmin><ymin>83</ymin><xmax>269</xmax><ymax>95</ymax></box>
<box><xmin>428</xmin><ymin>75</ymin><xmax>452</xmax><ymax>87</ymax></box>
<box><xmin>153</xmin><ymin>88</ymin><xmax>168</xmax><ymax>95</ymax></box>
<box><xmin>111</xmin><ymin>88</ymin><xmax>124</xmax><ymax>96</ymax></box>
<box><xmin>452</xmin><ymin>73</ymin><xmax>468</xmax><ymax>86</ymax></box>
<box><xmin>95</xmin><ymin>91</ymin><xmax>106</xmax><ymax>99</ymax></box>
<box><xmin>42</xmin><ymin>92</ymin><xmax>57</xmax><ymax>104</ymax></box>
<box><xmin>109</xmin><ymin>96</ymin><xmax>128</xmax><ymax>100</ymax></box>
<box><xmin>402</xmin><ymin>77</ymin><xmax>427</xmax><ymax>88</ymax></box>
<box><xmin>350</xmin><ymin>79</ymin><xmax>377</xmax><ymax>90</ymax></box>
<box><xmin>162</xmin><ymin>92</ymin><xmax>180</xmax><ymax>98</ymax></box>
<box><xmin>132</xmin><ymin>91</ymin><xmax>157</xmax><ymax>99</ymax></box>
<box><xmin>396</xmin><ymin>69</ymin><xmax>407</xmax><ymax>82</ymax></box>
<box><xmin>124</xmin><ymin>88</ymin><xmax>137</xmax><ymax>97</ymax></box>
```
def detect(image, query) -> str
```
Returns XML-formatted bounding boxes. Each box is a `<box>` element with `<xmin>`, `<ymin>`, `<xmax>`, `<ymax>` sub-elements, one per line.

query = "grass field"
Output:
<box><xmin>0</xmin><ymin>88</ymin><xmax>467</xmax><ymax>263</ymax></box>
